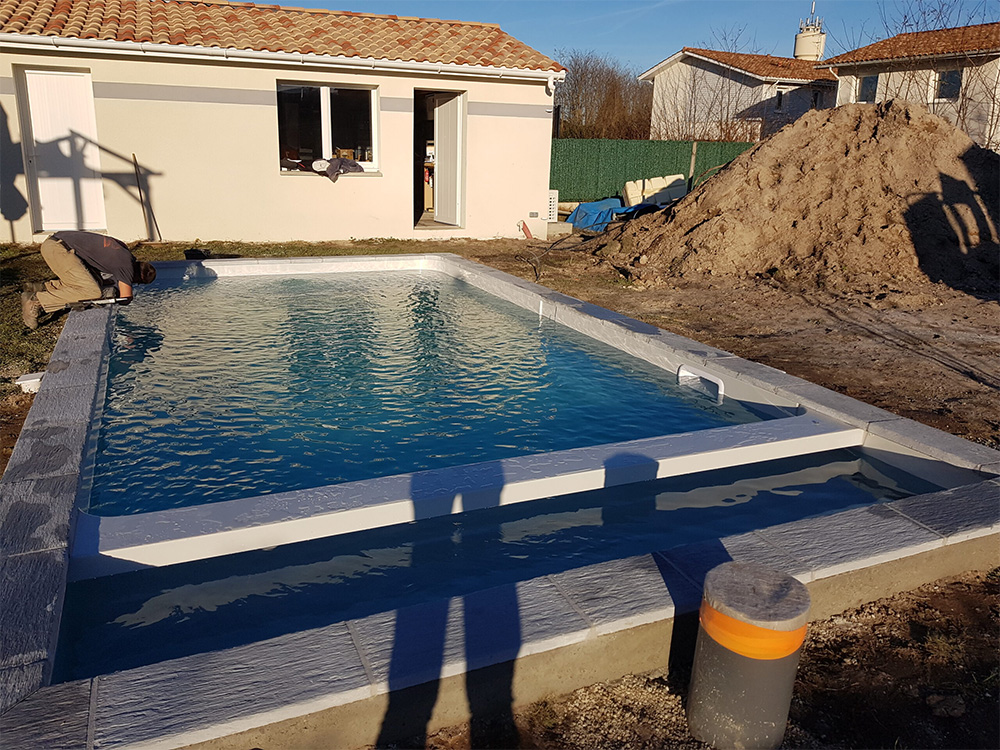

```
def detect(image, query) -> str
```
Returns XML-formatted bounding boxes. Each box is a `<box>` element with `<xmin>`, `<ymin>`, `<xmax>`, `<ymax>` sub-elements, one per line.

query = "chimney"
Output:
<box><xmin>794</xmin><ymin>2</ymin><xmax>826</xmax><ymax>61</ymax></box>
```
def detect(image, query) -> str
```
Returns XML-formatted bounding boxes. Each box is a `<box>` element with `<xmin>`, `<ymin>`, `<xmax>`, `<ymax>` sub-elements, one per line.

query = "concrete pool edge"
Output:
<box><xmin>1</xmin><ymin>253</ymin><xmax>998</xmax><ymax>740</ymax></box>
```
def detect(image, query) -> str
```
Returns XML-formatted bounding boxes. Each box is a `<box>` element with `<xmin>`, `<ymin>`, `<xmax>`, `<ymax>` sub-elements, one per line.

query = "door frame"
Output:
<box><xmin>16</xmin><ymin>66</ymin><xmax>108</xmax><ymax>233</ymax></box>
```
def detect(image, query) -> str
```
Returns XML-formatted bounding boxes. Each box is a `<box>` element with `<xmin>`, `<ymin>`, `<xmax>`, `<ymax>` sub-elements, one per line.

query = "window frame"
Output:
<box><xmin>857</xmin><ymin>74</ymin><xmax>878</xmax><ymax>103</ymax></box>
<box><xmin>934</xmin><ymin>68</ymin><xmax>962</xmax><ymax>101</ymax></box>
<box><xmin>276</xmin><ymin>81</ymin><xmax>380</xmax><ymax>173</ymax></box>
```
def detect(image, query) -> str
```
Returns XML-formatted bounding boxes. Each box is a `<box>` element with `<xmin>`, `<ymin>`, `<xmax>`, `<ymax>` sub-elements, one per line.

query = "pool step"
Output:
<box><xmin>70</xmin><ymin>414</ymin><xmax>864</xmax><ymax>579</ymax></box>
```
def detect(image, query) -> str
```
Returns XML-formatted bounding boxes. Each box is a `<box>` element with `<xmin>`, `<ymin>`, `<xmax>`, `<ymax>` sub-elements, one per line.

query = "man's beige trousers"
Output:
<box><xmin>36</xmin><ymin>238</ymin><xmax>101</xmax><ymax>312</ymax></box>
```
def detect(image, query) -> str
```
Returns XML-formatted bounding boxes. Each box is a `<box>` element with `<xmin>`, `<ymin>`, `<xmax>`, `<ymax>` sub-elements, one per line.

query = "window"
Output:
<box><xmin>811</xmin><ymin>90</ymin><xmax>822</xmax><ymax>109</ymax></box>
<box><xmin>936</xmin><ymin>69</ymin><xmax>962</xmax><ymax>100</ymax></box>
<box><xmin>775</xmin><ymin>90</ymin><xmax>784</xmax><ymax>111</ymax></box>
<box><xmin>277</xmin><ymin>84</ymin><xmax>375</xmax><ymax>170</ymax></box>
<box><xmin>857</xmin><ymin>74</ymin><xmax>878</xmax><ymax>103</ymax></box>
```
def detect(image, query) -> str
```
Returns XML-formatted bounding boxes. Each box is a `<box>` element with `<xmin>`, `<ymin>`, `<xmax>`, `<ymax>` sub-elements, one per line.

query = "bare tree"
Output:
<box><xmin>870</xmin><ymin>1</ymin><xmax>1000</xmax><ymax>148</ymax></box>
<box><xmin>649</xmin><ymin>25</ymin><xmax>772</xmax><ymax>142</ymax></box>
<box><xmin>555</xmin><ymin>50</ymin><xmax>652</xmax><ymax>139</ymax></box>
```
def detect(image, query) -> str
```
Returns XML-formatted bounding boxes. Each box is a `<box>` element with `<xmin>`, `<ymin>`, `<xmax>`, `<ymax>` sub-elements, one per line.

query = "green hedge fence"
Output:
<box><xmin>550</xmin><ymin>138</ymin><xmax>755</xmax><ymax>203</ymax></box>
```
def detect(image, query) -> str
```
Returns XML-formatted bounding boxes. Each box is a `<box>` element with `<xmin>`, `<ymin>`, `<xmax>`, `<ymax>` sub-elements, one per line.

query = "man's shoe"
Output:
<box><xmin>21</xmin><ymin>291</ymin><xmax>42</xmax><ymax>330</ymax></box>
<box><xmin>21</xmin><ymin>281</ymin><xmax>46</xmax><ymax>293</ymax></box>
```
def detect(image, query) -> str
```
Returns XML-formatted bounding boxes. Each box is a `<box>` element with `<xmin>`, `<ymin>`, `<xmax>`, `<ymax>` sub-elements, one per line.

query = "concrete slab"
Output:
<box><xmin>548</xmin><ymin>554</ymin><xmax>688</xmax><ymax>635</ymax></box>
<box><xmin>2</xmin><ymin>423</ymin><xmax>89</xmax><ymax>485</ymax></box>
<box><xmin>657</xmin><ymin>531</ymin><xmax>812</xmax><ymax>590</ymax></box>
<box><xmin>93</xmin><ymin>622</ymin><xmax>370</xmax><ymax>750</ymax></box>
<box><xmin>0</xmin><ymin>475</ymin><xmax>78</xmax><ymax>556</ymax></box>
<box><xmin>756</xmin><ymin>504</ymin><xmax>943</xmax><ymax>579</ymax></box>
<box><xmin>889</xmin><ymin>479</ymin><xmax>1000</xmax><ymax>543</ymax></box>
<box><xmin>0</xmin><ymin>678</ymin><xmax>92</xmax><ymax>750</ymax></box>
<box><xmin>866</xmin><ymin>417</ymin><xmax>1000</xmax><ymax>472</ymax></box>
<box><xmin>0</xmin><ymin>549</ymin><xmax>67</xmax><ymax>671</ymax></box>
<box><xmin>352</xmin><ymin>578</ymin><xmax>589</xmax><ymax>692</ymax></box>
<box><xmin>0</xmin><ymin>662</ymin><xmax>47</xmax><ymax>715</ymax></box>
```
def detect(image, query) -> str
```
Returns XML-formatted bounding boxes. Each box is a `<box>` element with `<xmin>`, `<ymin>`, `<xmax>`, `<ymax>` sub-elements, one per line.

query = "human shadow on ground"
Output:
<box><xmin>905</xmin><ymin>146</ymin><xmax>1000</xmax><ymax>298</ymax></box>
<box><xmin>603</xmin><ymin>452</ymin><xmax>734</xmax><ymax>686</ymax></box>
<box><xmin>376</xmin><ymin>462</ymin><xmax>521</xmax><ymax>748</ymax></box>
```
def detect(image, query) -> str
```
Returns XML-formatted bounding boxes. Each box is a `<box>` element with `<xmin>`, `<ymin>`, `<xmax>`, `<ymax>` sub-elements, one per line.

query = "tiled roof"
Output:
<box><xmin>824</xmin><ymin>22</ymin><xmax>1000</xmax><ymax>65</ymax></box>
<box><xmin>683</xmin><ymin>47</ymin><xmax>837</xmax><ymax>82</ymax></box>
<box><xmin>0</xmin><ymin>0</ymin><xmax>563</xmax><ymax>71</ymax></box>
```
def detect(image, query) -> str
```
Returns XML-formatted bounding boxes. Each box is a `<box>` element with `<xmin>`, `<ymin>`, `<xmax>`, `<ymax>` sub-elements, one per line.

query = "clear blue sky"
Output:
<box><xmin>291</xmin><ymin>0</ymin><xmax>998</xmax><ymax>73</ymax></box>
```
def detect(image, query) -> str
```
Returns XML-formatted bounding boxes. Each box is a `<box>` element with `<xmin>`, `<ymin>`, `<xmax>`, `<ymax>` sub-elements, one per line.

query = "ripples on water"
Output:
<box><xmin>91</xmin><ymin>272</ymin><xmax>762</xmax><ymax>515</ymax></box>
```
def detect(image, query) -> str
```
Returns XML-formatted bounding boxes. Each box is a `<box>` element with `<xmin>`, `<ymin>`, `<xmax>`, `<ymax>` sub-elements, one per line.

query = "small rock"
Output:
<box><xmin>926</xmin><ymin>694</ymin><xmax>965</xmax><ymax>718</ymax></box>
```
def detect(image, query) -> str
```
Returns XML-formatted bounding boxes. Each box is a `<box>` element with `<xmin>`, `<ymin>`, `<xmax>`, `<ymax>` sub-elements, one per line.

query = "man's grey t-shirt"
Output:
<box><xmin>53</xmin><ymin>231</ymin><xmax>136</xmax><ymax>286</ymax></box>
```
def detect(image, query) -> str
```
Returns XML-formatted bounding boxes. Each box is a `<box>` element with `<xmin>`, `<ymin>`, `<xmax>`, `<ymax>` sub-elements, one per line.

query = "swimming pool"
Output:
<box><xmin>90</xmin><ymin>271</ymin><xmax>764</xmax><ymax>516</ymax></box>
<box><xmin>72</xmin><ymin>255</ymin><xmax>880</xmax><ymax>577</ymax></box>
<box><xmin>4</xmin><ymin>253</ymin><xmax>996</xmax><ymax>749</ymax></box>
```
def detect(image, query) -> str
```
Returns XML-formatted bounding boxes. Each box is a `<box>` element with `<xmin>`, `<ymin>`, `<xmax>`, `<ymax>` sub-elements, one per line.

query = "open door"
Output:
<box><xmin>432</xmin><ymin>92</ymin><xmax>464</xmax><ymax>227</ymax></box>
<box><xmin>21</xmin><ymin>70</ymin><xmax>107</xmax><ymax>231</ymax></box>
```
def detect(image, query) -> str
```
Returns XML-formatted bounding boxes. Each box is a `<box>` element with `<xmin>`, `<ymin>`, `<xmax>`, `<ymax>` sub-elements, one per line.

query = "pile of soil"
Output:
<box><xmin>592</xmin><ymin>101</ymin><xmax>1000</xmax><ymax>295</ymax></box>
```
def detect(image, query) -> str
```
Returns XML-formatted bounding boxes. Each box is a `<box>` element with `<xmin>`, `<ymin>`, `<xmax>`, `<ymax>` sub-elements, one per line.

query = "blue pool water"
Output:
<box><xmin>57</xmin><ymin>449</ymin><xmax>941</xmax><ymax>681</ymax></box>
<box><xmin>91</xmin><ymin>271</ymin><xmax>764</xmax><ymax>516</ymax></box>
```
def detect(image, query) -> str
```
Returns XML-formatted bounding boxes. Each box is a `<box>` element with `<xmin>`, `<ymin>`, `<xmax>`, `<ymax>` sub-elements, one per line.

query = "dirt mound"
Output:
<box><xmin>593</xmin><ymin>101</ymin><xmax>999</xmax><ymax>295</ymax></box>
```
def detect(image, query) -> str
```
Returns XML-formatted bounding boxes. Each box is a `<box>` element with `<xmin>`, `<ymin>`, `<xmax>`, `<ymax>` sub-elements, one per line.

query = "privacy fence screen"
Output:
<box><xmin>550</xmin><ymin>139</ymin><xmax>755</xmax><ymax>203</ymax></box>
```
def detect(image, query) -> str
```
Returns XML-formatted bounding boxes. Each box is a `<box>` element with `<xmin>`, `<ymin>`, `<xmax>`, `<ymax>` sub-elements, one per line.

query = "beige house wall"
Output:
<box><xmin>0</xmin><ymin>48</ymin><xmax>556</xmax><ymax>243</ymax></box>
<box><xmin>648</xmin><ymin>57</ymin><xmax>831</xmax><ymax>142</ymax></box>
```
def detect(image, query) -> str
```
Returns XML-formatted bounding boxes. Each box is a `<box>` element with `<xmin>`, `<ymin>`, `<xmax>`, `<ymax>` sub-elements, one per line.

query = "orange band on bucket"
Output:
<box><xmin>699</xmin><ymin>602</ymin><xmax>806</xmax><ymax>660</ymax></box>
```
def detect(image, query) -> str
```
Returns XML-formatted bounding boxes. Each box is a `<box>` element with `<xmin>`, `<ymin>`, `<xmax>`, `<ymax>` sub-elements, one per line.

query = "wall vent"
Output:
<box><xmin>547</xmin><ymin>190</ymin><xmax>559</xmax><ymax>222</ymax></box>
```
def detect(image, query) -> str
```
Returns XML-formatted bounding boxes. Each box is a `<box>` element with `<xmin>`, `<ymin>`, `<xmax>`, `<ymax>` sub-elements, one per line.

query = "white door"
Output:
<box><xmin>23</xmin><ymin>70</ymin><xmax>107</xmax><ymax>231</ymax></box>
<box><xmin>433</xmin><ymin>93</ymin><xmax>464</xmax><ymax>226</ymax></box>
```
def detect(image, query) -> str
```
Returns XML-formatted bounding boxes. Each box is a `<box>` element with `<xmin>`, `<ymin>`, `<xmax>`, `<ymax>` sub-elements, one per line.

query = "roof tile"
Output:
<box><xmin>0</xmin><ymin>0</ymin><xmax>563</xmax><ymax>71</ymax></box>
<box><xmin>683</xmin><ymin>47</ymin><xmax>837</xmax><ymax>82</ymax></box>
<box><xmin>825</xmin><ymin>22</ymin><xmax>1000</xmax><ymax>65</ymax></box>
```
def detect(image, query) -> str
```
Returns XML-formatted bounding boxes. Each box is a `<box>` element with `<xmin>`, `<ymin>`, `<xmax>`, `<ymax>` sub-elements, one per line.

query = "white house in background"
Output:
<box><xmin>640</xmin><ymin>13</ymin><xmax>837</xmax><ymax>142</ymax></box>
<box><xmin>820</xmin><ymin>23</ymin><xmax>1000</xmax><ymax>150</ymax></box>
<box><xmin>0</xmin><ymin>0</ymin><xmax>564</xmax><ymax>243</ymax></box>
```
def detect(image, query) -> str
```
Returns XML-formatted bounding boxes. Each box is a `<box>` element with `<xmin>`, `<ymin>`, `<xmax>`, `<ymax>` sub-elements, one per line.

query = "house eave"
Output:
<box><xmin>640</xmin><ymin>49</ymin><xmax>833</xmax><ymax>86</ymax></box>
<box><xmin>818</xmin><ymin>48</ymin><xmax>1000</xmax><ymax>69</ymax></box>
<box><xmin>0</xmin><ymin>32</ymin><xmax>567</xmax><ymax>84</ymax></box>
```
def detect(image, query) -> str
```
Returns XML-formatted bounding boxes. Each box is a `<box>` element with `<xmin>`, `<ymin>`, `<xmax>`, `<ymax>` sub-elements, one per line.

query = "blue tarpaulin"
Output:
<box><xmin>566</xmin><ymin>199</ymin><xmax>659</xmax><ymax>233</ymax></box>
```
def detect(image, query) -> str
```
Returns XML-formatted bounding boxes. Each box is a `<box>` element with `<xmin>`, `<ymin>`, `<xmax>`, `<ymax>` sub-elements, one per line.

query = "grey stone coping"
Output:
<box><xmin>0</xmin><ymin>677</ymin><xmax>92</xmax><ymax>750</ymax></box>
<box><xmin>1</xmin><ymin>253</ymin><xmax>998</xmax><ymax>744</ymax></box>
<box><xmin>0</xmin><ymin>306</ymin><xmax>112</xmax><ymax>713</ymax></box>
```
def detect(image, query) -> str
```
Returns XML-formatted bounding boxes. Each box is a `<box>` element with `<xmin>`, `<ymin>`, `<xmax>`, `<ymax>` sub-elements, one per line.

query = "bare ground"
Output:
<box><xmin>2</xmin><ymin>237</ymin><xmax>998</xmax><ymax>748</ymax></box>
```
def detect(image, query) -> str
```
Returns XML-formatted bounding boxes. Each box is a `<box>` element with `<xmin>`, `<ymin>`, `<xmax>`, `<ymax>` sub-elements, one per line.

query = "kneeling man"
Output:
<box><xmin>21</xmin><ymin>231</ymin><xmax>156</xmax><ymax>329</ymax></box>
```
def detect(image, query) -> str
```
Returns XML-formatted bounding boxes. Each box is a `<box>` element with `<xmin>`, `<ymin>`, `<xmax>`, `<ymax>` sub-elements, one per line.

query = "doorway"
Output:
<box><xmin>413</xmin><ymin>90</ymin><xmax>464</xmax><ymax>228</ymax></box>
<box><xmin>20</xmin><ymin>69</ymin><xmax>107</xmax><ymax>231</ymax></box>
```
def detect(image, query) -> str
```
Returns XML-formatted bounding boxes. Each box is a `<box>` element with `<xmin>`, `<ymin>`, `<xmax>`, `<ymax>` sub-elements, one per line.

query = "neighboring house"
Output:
<box><xmin>639</xmin><ymin>48</ymin><xmax>837</xmax><ymax>142</ymax></box>
<box><xmin>0</xmin><ymin>0</ymin><xmax>564</xmax><ymax>243</ymax></box>
<box><xmin>820</xmin><ymin>23</ymin><xmax>1000</xmax><ymax>150</ymax></box>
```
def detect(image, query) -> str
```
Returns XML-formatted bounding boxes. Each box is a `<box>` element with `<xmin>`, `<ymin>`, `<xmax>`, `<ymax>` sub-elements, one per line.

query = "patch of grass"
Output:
<box><xmin>0</xmin><ymin>243</ymin><xmax>66</xmax><ymax>386</ymax></box>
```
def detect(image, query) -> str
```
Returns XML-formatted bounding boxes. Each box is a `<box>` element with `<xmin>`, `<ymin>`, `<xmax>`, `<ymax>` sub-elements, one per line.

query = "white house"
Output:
<box><xmin>0</xmin><ymin>0</ymin><xmax>564</xmax><ymax>243</ymax></box>
<box><xmin>820</xmin><ymin>22</ymin><xmax>1000</xmax><ymax>150</ymax></box>
<box><xmin>640</xmin><ymin>47</ymin><xmax>837</xmax><ymax>142</ymax></box>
